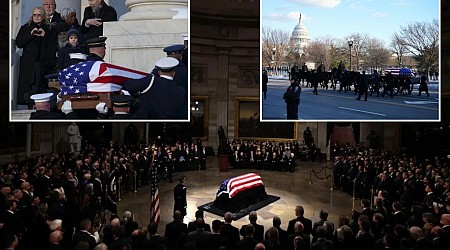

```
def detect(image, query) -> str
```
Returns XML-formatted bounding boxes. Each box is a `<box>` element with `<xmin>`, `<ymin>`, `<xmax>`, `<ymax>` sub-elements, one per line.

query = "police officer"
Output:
<box><xmin>283</xmin><ymin>78</ymin><xmax>301</xmax><ymax>119</ymax></box>
<box><xmin>356</xmin><ymin>71</ymin><xmax>368</xmax><ymax>101</ymax></box>
<box><xmin>85</xmin><ymin>37</ymin><xmax>107</xmax><ymax>61</ymax></box>
<box><xmin>122</xmin><ymin>57</ymin><xmax>185</xmax><ymax>119</ymax></box>
<box><xmin>174</xmin><ymin>176</ymin><xmax>187</xmax><ymax>217</ymax></box>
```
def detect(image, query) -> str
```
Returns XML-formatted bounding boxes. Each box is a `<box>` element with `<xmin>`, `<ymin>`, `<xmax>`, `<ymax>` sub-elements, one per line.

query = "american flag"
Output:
<box><xmin>216</xmin><ymin>173</ymin><xmax>264</xmax><ymax>198</ymax></box>
<box><xmin>58</xmin><ymin>61</ymin><xmax>147</xmax><ymax>95</ymax></box>
<box><xmin>150</xmin><ymin>168</ymin><xmax>160</xmax><ymax>224</ymax></box>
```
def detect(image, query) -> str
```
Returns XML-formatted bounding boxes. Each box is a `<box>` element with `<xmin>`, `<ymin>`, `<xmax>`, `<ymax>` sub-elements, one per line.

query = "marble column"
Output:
<box><xmin>217</xmin><ymin>47</ymin><xmax>230</xmax><ymax>140</ymax></box>
<box><xmin>103</xmin><ymin>0</ymin><xmax>188</xmax><ymax>72</ymax></box>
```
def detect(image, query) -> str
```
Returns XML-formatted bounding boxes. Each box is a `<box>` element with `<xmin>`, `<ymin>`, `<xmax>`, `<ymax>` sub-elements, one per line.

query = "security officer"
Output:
<box><xmin>85</xmin><ymin>37</ymin><xmax>107</xmax><ymax>61</ymax></box>
<box><xmin>123</xmin><ymin>57</ymin><xmax>185</xmax><ymax>119</ymax></box>
<box><xmin>174</xmin><ymin>176</ymin><xmax>187</xmax><ymax>217</ymax></box>
<box><xmin>283</xmin><ymin>78</ymin><xmax>301</xmax><ymax>119</ymax></box>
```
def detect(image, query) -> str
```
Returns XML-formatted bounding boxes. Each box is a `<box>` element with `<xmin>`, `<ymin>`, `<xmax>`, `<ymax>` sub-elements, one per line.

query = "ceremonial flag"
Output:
<box><xmin>150</xmin><ymin>169</ymin><xmax>160</xmax><ymax>224</ymax></box>
<box><xmin>58</xmin><ymin>61</ymin><xmax>147</xmax><ymax>95</ymax></box>
<box><xmin>216</xmin><ymin>173</ymin><xmax>264</xmax><ymax>198</ymax></box>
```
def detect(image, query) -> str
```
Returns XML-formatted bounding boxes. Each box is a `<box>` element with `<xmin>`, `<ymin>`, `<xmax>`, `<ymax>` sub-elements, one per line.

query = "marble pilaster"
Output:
<box><xmin>217</xmin><ymin>47</ymin><xmax>230</xmax><ymax>141</ymax></box>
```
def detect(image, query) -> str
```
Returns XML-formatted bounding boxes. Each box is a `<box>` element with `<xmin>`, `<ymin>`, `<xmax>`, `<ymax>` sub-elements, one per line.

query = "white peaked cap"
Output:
<box><xmin>30</xmin><ymin>93</ymin><xmax>53</xmax><ymax>103</ymax></box>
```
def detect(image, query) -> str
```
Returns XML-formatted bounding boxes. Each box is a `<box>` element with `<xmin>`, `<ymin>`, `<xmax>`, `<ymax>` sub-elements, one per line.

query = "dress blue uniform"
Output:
<box><xmin>123</xmin><ymin>58</ymin><xmax>185</xmax><ymax>119</ymax></box>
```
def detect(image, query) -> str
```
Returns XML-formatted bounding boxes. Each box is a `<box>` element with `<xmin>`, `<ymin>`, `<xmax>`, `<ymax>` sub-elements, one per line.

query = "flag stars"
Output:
<box><xmin>74</xmin><ymin>67</ymin><xmax>80</xmax><ymax>72</ymax></box>
<box><xmin>81</xmin><ymin>63</ymin><xmax>87</xmax><ymax>67</ymax></box>
<box><xmin>69</xmin><ymin>85</ymin><xmax>74</xmax><ymax>90</ymax></box>
<box><xmin>75</xmin><ymin>89</ymin><xmax>80</xmax><ymax>94</ymax></box>
<box><xmin>79</xmin><ymin>72</ymin><xmax>84</xmax><ymax>76</ymax></box>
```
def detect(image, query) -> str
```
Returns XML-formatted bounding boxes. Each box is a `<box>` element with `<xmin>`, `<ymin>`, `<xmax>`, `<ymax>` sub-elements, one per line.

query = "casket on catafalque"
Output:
<box><xmin>213</xmin><ymin>173</ymin><xmax>268</xmax><ymax>212</ymax></box>
<box><xmin>57</xmin><ymin>61</ymin><xmax>147</xmax><ymax>109</ymax></box>
<box><xmin>198</xmin><ymin>173</ymin><xmax>280</xmax><ymax>220</ymax></box>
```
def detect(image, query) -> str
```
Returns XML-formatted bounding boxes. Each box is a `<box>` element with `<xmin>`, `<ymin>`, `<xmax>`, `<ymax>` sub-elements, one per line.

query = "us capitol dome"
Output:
<box><xmin>290</xmin><ymin>14</ymin><xmax>310</xmax><ymax>54</ymax></box>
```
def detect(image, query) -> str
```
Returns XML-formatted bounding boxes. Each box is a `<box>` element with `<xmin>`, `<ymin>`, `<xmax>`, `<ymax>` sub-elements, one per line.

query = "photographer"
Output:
<box><xmin>283</xmin><ymin>78</ymin><xmax>301</xmax><ymax>119</ymax></box>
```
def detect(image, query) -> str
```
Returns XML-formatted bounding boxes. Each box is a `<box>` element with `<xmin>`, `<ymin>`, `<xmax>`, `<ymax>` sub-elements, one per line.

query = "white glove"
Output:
<box><xmin>56</xmin><ymin>93</ymin><xmax>62</xmax><ymax>104</ymax></box>
<box><xmin>121</xmin><ymin>90</ymin><xmax>131</xmax><ymax>96</ymax></box>
<box><xmin>61</xmin><ymin>100</ymin><xmax>73</xmax><ymax>114</ymax></box>
<box><xmin>96</xmin><ymin>102</ymin><xmax>108</xmax><ymax>114</ymax></box>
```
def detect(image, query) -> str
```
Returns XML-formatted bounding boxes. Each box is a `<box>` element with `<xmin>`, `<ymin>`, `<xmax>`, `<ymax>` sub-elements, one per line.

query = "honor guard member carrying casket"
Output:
<box><xmin>96</xmin><ymin>94</ymin><xmax>134</xmax><ymax>119</ymax></box>
<box><xmin>158</xmin><ymin>44</ymin><xmax>188</xmax><ymax>119</ymax></box>
<box><xmin>122</xmin><ymin>57</ymin><xmax>185</xmax><ymax>119</ymax></box>
<box><xmin>85</xmin><ymin>37</ymin><xmax>107</xmax><ymax>62</ymax></box>
<box><xmin>29</xmin><ymin>93</ymin><xmax>78</xmax><ymax>119</ymax></box>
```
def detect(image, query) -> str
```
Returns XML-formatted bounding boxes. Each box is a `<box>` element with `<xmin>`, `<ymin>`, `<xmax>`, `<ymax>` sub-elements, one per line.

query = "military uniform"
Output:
<box><xmin>123</xmin><ymin>58</ymin><xmax>185</xmax><ymax>119</ymax></box>
<box><xmin>174</xmin><ymin>180</ymin><xmax>187</xmax><ymax>216</ymax></box>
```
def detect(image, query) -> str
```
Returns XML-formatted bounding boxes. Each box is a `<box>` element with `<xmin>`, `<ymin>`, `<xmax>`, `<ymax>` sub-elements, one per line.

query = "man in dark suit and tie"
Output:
<box><xmin>360</xmin><ymin>199</ymin><xmax>374</xmax><ymax>220</ymax></box>
<box><xmin>287</xmin><ymin>205</ymin><xmax>313</xmax><ymax>235</ymax></box>
<box><xmin>220</xmin><ymin>212</ymin><xmax>240</xmax><ymax>248</ymax></box>
<box><xmin>165</xmin><ymin>210</ymin><xmax>188</xmax><ymax>250</ymax></box>
<box><xmin>236</xmin><ymin>224</ymin><xmax>259</xmax><ymax>250</ymax></box>
<box><xmin>240</xmin><ymin>211</ymin><xmax>264</xmax><ymax>242</ymax></box>
<box><xmin>72</xmin><ymin>219</ymin><xmax>99</xmax><ymax>250</ymax></box>
<box><xmin>141</xmin><ymin>222</ymin><xmax>168</xmax><ymax>250</ymax></box>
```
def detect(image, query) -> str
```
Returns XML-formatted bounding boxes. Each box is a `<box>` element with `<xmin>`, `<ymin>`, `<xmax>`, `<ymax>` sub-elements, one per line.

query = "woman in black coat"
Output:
<box><xmin>15</xmin><ymin>7</ymin><xmax>57</xmax><ymax>105</ymax></box>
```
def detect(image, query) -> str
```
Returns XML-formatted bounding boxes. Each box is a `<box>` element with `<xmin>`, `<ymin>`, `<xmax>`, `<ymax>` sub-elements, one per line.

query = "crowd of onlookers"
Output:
<box><xmin>0</xmin><ymin>137</ymin><xmax>209</xmax><ymax>250</ymax></box>
<box><xmin>1</xmin><ymin>132</ymin><xmax>450</xmax><ymax>249</ymax></box>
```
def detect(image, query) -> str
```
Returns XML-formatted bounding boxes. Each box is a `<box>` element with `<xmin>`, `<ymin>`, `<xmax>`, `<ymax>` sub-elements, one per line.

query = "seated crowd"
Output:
<box><xmin>225</xmin><ymin>139</ymin><xmax>318</xmax><ymax>173</ymax></box>
<box><xmin>0</xmin><ymin>138</ymin><xmax>207</xmax><ymax>249</ymax></box>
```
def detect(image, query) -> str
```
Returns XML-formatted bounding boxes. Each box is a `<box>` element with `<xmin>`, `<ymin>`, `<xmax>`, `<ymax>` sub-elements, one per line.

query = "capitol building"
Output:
<box><xmin>289</xmin><ymin>13</ymin><xmax>310</xmax><ymax>55</ymax></box>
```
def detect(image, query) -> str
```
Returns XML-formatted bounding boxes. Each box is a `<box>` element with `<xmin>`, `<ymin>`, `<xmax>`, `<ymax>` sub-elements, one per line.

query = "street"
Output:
<box><xmin>262</xmin><ymin>79</ymin><xmax>439</xmax><ymax>121</ymax></box>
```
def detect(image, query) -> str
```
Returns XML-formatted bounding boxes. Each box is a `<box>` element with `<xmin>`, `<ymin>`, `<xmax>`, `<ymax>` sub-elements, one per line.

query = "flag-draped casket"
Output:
<box><xmin>213</xmin><ymin>173</ymin><xmax>268</xmax><ymax>212</ymax></box>
<box><xmin>57</xmin><ymin>61</ymin><xmax>147</xmax><ymax>109</ymax></box>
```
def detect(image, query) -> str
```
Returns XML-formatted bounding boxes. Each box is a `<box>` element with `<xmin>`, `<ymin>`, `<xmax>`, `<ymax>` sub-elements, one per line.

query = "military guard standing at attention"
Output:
<box><xmin>85</xmin><ymin>37</ymin><xmax>107</xmax><ymax>61</ymax></box>
<box><xmin>174</xmin><ymin>176</ymin><xmax>187</xmax><ymax>217</ymax></box>
<box><xmin>122</xmin><ymin>57</ymin><xmax>185</xmax><ymax>119</ymax></box>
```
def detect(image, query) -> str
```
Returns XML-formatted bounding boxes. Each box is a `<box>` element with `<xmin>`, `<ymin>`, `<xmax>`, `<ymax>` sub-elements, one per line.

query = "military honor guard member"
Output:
<box><xmin>29</xmin><ymin>93</ymin><xmax>65</xmax><ymax>119</ymax></box>
<box><xmin>85</xmin><ymin>37</ymin><xmax>107</xmax><ymax>61</ymax></box>
<box><xmin>96</xmin><ymin>95</ymin><xmax>134</xmax><ymax>119</ymax></box>
<box><xmin>174</xmin><ymin>176</ymin><xmax>187</xmax><ymax>217</ymax></box>
<box><xmin>123</xmin><ymin>57</ymin><xmax>186</xmax><ymax>119</ymax></box>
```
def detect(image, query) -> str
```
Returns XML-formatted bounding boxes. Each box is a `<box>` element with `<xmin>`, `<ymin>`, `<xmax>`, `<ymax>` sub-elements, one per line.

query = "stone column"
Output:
<box><xmin>217</xmin><ymin>47</ymin><xmax>230</xmax><ymax>141</ymax></box>
<box><xmin>103</xmin><ymin>0</ymin><xmax>188</xmax><ymax>72</ymax></box>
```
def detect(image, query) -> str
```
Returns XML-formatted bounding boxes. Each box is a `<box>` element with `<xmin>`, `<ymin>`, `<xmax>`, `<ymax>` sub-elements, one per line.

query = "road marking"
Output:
<box><xmin>404</xmin><ymin>101</ymin><xmax>439</xmax><ymax>104</ymax></box>
<box><xmin>338</xmin><ymin>107</ymin><xmax>386</xmax><ymax>116</ymax></box>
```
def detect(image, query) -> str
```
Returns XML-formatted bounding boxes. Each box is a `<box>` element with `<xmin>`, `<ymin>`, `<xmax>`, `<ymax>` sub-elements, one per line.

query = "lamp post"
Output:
<box><xmin>347</xmin><ymin>37</ymin><xmax>354</xmax><ymax>71</ymax></box>
<box><xmin>272</xmin><ymin>47</ymin><xmax>276</xmax><ymax>75</ymax></box>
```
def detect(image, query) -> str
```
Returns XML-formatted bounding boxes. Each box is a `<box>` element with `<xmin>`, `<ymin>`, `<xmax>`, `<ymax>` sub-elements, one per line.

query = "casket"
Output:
<box><xmin>56</xmin><ymin>61</ymin><xmax>147</xmax><ymax>110</ymax></box>
<box><xmin>213</xmin><ymin>173</ymin><xmax>268</xmax><ymax>212</ymax></box>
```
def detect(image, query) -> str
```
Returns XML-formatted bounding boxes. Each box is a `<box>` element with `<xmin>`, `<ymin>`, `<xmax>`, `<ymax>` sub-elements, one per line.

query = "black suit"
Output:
<box><xmin>165</xmin><ymin>220</ymin><xmax>188</xmax><ymax>250</ymax></box>
<box><xmin>393</xmin><ymin>211</ymin><xmax>408</xmax><ymax>226</ymax></box>
<box><xmin>72</xmin><ymin>231</ymin><xmax>97</xmax><ymax>250</ymax></box>
<box><xmin>240</xmin><ymin>223</ymin><xmax>264</xmax><ymax>242</ymax></box>
<box><xmin>109</xmin><ymin>237</ymin><xmax>133</xmax><ymax>250</ymax></box>
<box><xmin>311</xmin><ymin>238</ymin><xmax>334</xmax><ymax>250</ymax></box>
<box><xmin>188</xmin><ymin>221</ymin><xmax>211</xmax><ymax>233</ymax></box>
<box><xmin>81</xmin><ymin>2</ymin><xmax>117</xmax><ymax>40</ymax></box>
<box><xmin>236</xmin><ymin>237</ymin><xmax>259</xmax><ymax>250</ymax></box>
<box><xmin>209</xmin><ymin>233</ymin><xmax>230</xmax><ymax>250</ymax></box>
<box><xmin>49</xmin><ymin>12</ymin><xmax>64</xmax><ymax>24</ymax></box>
<box><xmin>221</xmin><ymin>223</ymin><xmax>240</xmax><ymax>248</ymax></box>
<box><xmin>287</xmin><ymin>216</ymin><xmax>313</xmax><ymax>235</ymax></box>
<box><xmin>141</xmin><ymin>235</ymin><xmax>168</xmax><ymax>250</ymax></box>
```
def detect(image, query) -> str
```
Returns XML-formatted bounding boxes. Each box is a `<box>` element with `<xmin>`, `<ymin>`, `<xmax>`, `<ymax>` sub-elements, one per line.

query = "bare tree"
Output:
<box><xmin>262</xmin><ymin>26</ymin><xmax>290</xmax><ymax>72</ymax></box>
<box><xmin>304</xmin><ymin>36</ymin><xmax>336</xmax><ymax>70</ymax></box>
<box><xmin>396</xmin><ymin>20</ymin><xmax>439</xmax><ymax>77</ymax></box>
<box><xmin>347</xmin><ymin>33</ymin><xmax>369</xmax><ymax>71</ymax></box>
<box><xmin>391</xmin><ymin>33</ymin><xmax>407</xmax><ymax>67</ymax></box>
<box><xmin>365</xmin><ymin>37</ymin><xmax>391</xmax><ymax>72</ymax></box>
